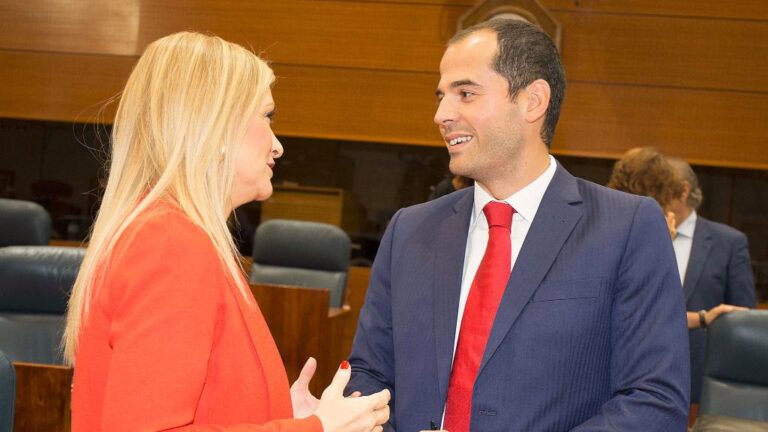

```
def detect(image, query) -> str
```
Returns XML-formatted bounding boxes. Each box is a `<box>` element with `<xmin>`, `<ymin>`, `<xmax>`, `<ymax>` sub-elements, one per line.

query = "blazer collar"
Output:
<box><xmin>478</xmin><ymin>163</ymin><xmax>583</xmax><ymax>375</ymax></box>
<box><xmin>432</xmin><ymin>163</ymin><xmax>584</xmax><ymax>398</ymax></box>
<box><xmin>233</xmin><ymin>276</ymin><xmax>293</xmax><ymax>418</ymax></box>
<box><xmin>683</xmin><ymin>217</ymin><xmax>713</xmax><ymax>301</ymax></box>
<box><xmin>433</xmin><ymin>188</ymin><xmax>474</xmax><ymax>403</ymax></box>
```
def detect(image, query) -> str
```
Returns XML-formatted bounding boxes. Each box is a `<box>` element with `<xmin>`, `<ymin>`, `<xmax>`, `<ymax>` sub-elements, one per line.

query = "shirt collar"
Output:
<box><xmin>676</xmin><ymin>210</ymin><xmax>697</xmax><ymax>239</ymax></box>
<box><xmin>472</xmin><ymin>155</ymin><xmax>558</xmax><ymax>225</ymax></box>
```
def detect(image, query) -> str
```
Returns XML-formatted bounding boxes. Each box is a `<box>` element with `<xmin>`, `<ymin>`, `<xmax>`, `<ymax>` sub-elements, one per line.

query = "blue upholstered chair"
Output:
<box><xmin>0</xmin><ymin>246</ymin><xmax>85</xmax><ymax>365</ymax></box>
<box><xmin>693</xmin><ymin>310</ymin><xmax>768</xmax><ymax>431</ymax></box>
<box><xmin>250</xmin><ymin>219</ymin><xmax>351</xmax><ymax>308</ymax></box>
<box><xmin>0</xmin><ymin>198</ymin><xmax>51</xmax><ymax>247</ymax></box>
<box><xmin>0</xmin><ymin>349</ymin><xmax>14</xmax><ymax>432</ymax></box>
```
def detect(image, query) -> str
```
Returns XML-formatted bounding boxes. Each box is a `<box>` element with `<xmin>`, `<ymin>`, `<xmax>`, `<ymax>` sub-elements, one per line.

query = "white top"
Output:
<box><xmin>673</xmin><ymin>210</ymin><xmax>697</xmax><ymax>285</ymax></box>
<box><xmin>451</xmin><ymin>155</ymin><xmax>558</xmax><ymax>355</ymax></box>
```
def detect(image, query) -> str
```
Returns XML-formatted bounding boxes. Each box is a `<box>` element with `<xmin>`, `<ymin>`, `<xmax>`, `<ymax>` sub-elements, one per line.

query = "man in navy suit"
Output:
<box><xmin>667</xmin><ymin>157</ymin><xmax>756</xmax><ymax>403</ymax></box>
<box><xmin>347</xmin><ymin>19</ymin><xmax>690</xmax><ymax>431</ymax></box>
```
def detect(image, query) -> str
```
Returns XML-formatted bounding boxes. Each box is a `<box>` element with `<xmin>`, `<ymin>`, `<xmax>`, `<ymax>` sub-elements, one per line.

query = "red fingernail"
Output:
<box><xmin>340</xmin><ymin>360</ymin><xmax>350</xmax><ymax>370</ymax></box>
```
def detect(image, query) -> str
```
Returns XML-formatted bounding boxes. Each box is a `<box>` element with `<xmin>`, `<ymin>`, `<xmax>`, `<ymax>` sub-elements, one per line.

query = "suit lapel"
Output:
<box><xmin>683</xmin><ymin>217</ymin><xmax>713</xmax><ymax>302</ymax></box>
<box><xmin>433</xmin><ymin>190</ymin><xmax>474</xmax><ymax>402</ymax></box>
<box><xmin>233</xmin><ymin>276</ymin><xmax>292</xmax><ymax>418</ymax></box>
<box><xmin>479</xmin><ymin>165</ymin><xmax>583</xmax><ymax>373</ymax></box>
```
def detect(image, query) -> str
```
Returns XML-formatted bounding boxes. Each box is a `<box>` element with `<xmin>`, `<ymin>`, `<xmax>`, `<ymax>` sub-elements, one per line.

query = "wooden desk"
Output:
<box><xmin>48</xmin><ymin>240</ymin><xmax>85</xmax><ymax>248</ymax></box>
<box><xmin>250</xmin><ymin>283</ymin><xmax>349</xmax><ymax>395</ymax></box>
<box><xmin>13</xmin><ymin>362</ymin><xmax>72</xmax><ymax>432</ymax></box>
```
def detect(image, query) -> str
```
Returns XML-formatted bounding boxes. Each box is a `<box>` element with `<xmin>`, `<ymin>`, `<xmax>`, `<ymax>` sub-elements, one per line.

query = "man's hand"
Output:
<box><xmin>705</xmin><ymin>304</ymin><xmax>749</xmax><ymax>326</ymax></box>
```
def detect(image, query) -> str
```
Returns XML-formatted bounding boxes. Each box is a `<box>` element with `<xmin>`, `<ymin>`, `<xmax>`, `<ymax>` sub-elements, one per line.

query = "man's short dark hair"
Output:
<box><xmin>449</xmin><ymin>19</ymin><xmax>566</xmax><ymax>147</ymax></box>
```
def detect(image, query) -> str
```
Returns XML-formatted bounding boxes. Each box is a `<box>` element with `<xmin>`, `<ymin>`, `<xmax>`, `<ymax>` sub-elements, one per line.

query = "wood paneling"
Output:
<box><xmin>4</xmin><ymin>1</ymin><xmax>766</xmax><ymax>95</ymax></box>
<box><xmin>2</xmin><ymin>0</ymin><xmax>767</xmax><ymax>169</ymax></box>
<box><xmin>0</xmin><ymin>50</ymin><xmax>133</xmax><ymax>123</ymax></box>
<box><xmin>0</xmin><ymin>2</ymin><xmax>143</xmax><ymax>56</ymax></box>
<box><xmin>13</xmin><ymin>362</ymin><xmax>72</xmax><ymax>432</ymax></box>
<box><xmin>251</xmin><ymin>283</ymin><xmax>349</xmax><ymax>396</ymax></box>
<box><xmin>554</xmin><ymin>12</ymin><xmax>768</xmax><ymax>93</ymax></box>
<box><xmin>271</xmin><ymin>64</ymin><xmax>440</xmax><ymax>145</ymax></box>
<box><xmin>554</xmin><ymin>82</ymin><xmax>768</xmax><ymax>170</ymax></box>
<box><xmin>0</xmin><ymin>0</ymin><xmax>465</xmax><ymax>73</ymax></box>
<box><xmin>3</xmin><ymin>49</ymin><xmax>767</xmax><ymax>168</ymax></box>
<box><xmin>541</xmin><ymin>0</ymin><xmax>768</xmax><ymax>21</ymax></box>
<box><xmin>352</xmin><ymin>0</ymin><xmax>474</xmax><ymax>5</ymax></box>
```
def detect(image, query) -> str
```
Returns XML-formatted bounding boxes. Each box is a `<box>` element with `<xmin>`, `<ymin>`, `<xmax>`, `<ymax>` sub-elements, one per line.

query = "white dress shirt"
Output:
<box><xmin>451</xmin><ymin>155</ymin><xmax>558</xmax><ymax>355</ymax></box>
<box><xmin>673</xmin><ymin>211</ymin><xmax>697</xmax><ymax>285</ymax></box>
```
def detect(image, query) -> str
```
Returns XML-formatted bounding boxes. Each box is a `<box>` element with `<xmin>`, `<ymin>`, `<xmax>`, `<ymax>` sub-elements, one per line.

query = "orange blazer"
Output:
<box><xmin>72</xmin><ymin>202</ymin><xmax>322</xmax><ymax>431</ymax></box>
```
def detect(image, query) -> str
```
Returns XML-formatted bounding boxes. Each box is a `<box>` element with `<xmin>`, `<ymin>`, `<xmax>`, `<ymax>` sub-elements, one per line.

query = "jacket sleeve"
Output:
<box><xmin>346</xmin><ymin>209</ymin><xmax>401</xmax><ymax>429</ymax></box>
<box><xmin>725</xmin><ymin>231</ymin><xmax>757</xmax><ymax>308</ymax></box>
<box><xmin>571</xmin><ymin>198</ymin><xmax>690</xmax><ymax>431</ymax></box>
<box><xmin>100</xmin><ymin>213</ymin><xmax>322</xmax><ymax>432</ymax></box>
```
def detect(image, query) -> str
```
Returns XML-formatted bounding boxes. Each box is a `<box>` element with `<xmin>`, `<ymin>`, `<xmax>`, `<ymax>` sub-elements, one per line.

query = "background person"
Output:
<box><xmin>666</xmin><ymin>157</ymin><xmax>755</xmax><ymax>403</ymax></box>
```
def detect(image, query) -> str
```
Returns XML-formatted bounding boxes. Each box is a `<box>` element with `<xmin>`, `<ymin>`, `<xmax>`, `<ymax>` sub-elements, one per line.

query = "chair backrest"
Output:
<box><xmin>0</xmin><ymin>198</ymin><xmax>51</xmax><ymax>247</ymax></box>
<box><xmin>0</xmin><ymin>246</ymin><xmax>85</xmax><ymax>365</ymax></box>
<box><xmin>700</xmin><ymin>310</ymin><xmax>768</xmax><ymax>422</ymax></box>
<box><xmin>250</xmin><ymin>219</ymin><xmax>351</xmax><ymax>308</ymax></box>
<box><xmin>0</xmin><ymin>349</ymin><xmax>14</xmax><ymax>432</ymax></box>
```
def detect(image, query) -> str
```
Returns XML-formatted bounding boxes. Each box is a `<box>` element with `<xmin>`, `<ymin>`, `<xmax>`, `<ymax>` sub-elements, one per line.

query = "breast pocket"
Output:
<box><xmin>530</xmin><ymin>278</ymin><xmax>603</xmax><ymax>302</ymax></box>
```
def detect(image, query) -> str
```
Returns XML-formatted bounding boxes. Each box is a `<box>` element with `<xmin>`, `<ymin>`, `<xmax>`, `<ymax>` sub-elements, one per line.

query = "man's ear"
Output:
<box><xmin>523</xmin><ymin>79</ymin><xmax>550</xmax><ymax>124</ymax></box>
<box><xmin>682</xmin><ymin>181</ymin><xmax>691</xmax><ymax>201</ymax></box>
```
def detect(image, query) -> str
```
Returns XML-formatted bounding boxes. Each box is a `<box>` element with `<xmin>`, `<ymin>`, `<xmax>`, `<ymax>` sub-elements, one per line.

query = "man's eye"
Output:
<box><xmin>460</xmin><ymin>91</ymin><xmax>474</xmax><ymax>98</ymax></box>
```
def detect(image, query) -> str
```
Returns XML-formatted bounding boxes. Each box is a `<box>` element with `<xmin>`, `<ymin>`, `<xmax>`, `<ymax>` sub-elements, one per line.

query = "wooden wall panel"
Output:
<box><xmin>2</xmin><ymin>2</ymin><xmax>764</xmax><ymax>93</ymax></box>
<box><xmin>554</xmin><ymin>83</ymin><xmax>768</xmax><ymax>170</ymax></box>
<box><xmin>1</xmin><ymin>0</ymin><xmax>767</xmax><ymax>169</ymax></box>
<box><xmin>3</xmin><ymin>49</ymin><xmax>767</xmax><ymax>169</ymax></box>
<box><xmin>0</xmin><ymin>1</ymin><xmax>142</xmax><ymax>56</ymax></box>
<box><xmin>0</xmin><ymin>0</ymin><xmax>465</xmax><ymax>73</ymax></box>
<box><xmin>354</xmin><ymin>0</ymin><xmax>474</xmax><ymax>5</ymax></box>
<box><xmin>554</xmin><ymin>12</ymin><xmax>768</xmax><ymax>93</ymax></box>
<box><xmin>541</xmin><ymin>0</ymin><xmax>768</xmax><ymax>21</ymax></box>
<box><xmin>136</xmin><ymin>0</ymin><xmax>464</xmax><ymax>72</ymax></box>
<box><xmin>272</xmin><ymin>64</ymin><xmax>440</xmax><ymax>145</ymax></box>
<box><xmin>0</xmin><ymin>50</ymin><xmax>133</xmax><ymax>123</ymax></box>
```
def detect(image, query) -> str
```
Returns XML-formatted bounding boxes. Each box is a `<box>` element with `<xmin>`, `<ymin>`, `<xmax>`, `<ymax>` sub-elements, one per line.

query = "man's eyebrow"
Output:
<box><xmin>450</xmin><ymin>79</ymin><xmax>481</xmax><ymax>89</ymax></box>
<box><xmin>435</xmin><ymin>79</ymin><xmax>482</xmax><ymax>98</ymax></box>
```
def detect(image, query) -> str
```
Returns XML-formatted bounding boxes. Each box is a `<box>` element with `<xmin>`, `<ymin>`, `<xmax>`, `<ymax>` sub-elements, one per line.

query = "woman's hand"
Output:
<box><xmin>314</xmin><ymin>361</ymin><xmax>391</xmax><ymax>432</ymax></box>
<box><xmin>291</xmin><ymin>358</ymin><xmax>321</xmax><ymax>419</ymax></box>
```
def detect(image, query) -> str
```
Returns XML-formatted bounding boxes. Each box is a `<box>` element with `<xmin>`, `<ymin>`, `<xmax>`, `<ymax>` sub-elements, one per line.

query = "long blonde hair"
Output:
<box><xmin>63</xmin><ymin>32</ymin><xmax>274</xmax><ymax>364</ymax></box>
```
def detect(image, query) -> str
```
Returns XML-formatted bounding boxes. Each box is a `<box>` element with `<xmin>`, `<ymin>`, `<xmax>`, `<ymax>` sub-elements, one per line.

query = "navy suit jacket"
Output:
<box><xmin>348</xmin><ymin>164</ymin><xmax>690</xmax><ymax>431</ymax></box>
<box><xmin>684</xmin><ymin>216</ymin><xmax>756</xmax><ymax>403</ymax></box>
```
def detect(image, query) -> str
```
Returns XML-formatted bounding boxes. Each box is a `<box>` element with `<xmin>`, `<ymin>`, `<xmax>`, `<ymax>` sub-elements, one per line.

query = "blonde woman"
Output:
<box><xmin>64</xmin><ymin>32</ymin><xmax>389</xmax><ymax>431</ymax></box>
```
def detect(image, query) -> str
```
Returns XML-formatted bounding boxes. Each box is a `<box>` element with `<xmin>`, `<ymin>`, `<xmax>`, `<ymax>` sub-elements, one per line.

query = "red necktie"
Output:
<box><xmin>444</xmin><ymin>201</ymin><xmax>514</xmax><ymax>432</ymax></box>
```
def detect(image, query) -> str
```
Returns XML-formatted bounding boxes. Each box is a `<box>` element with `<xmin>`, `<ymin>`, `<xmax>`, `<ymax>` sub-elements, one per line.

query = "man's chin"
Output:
<box><xmin>448</xmin><ymin>161</ymin><xmax>471</xmax><ymax>179</ymax></box>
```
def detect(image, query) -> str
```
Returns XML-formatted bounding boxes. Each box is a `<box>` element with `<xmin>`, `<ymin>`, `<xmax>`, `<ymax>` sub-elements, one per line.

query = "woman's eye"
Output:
<box><xmin>266</xmin><ymin>110</ymin><xmax>275</xmax><ymax>123</ymax></box>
